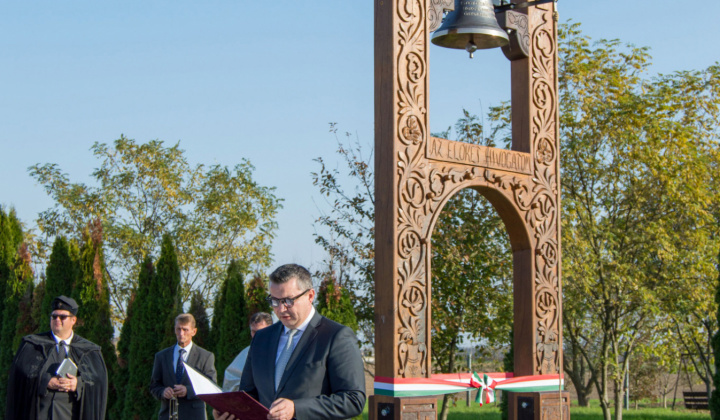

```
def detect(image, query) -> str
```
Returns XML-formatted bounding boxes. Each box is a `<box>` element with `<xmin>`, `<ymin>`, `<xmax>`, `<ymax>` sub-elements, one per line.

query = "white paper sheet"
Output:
<box><xmin>183</xmin><ymin>361</ymin><xmax>223</xmax><ymax>395</ymax></box>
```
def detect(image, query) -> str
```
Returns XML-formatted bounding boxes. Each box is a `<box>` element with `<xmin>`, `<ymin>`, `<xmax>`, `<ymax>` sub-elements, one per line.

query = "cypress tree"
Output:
<box><xmin>189</xmin><ymin>291</ymin><xmax>211</xmax><ymax>349</ymax></box>
<box><xmin>0</xmin><ymin>208</ymin><xmax>28</xmax><ymax>413</ymax></box>
<box><xmin>0</xmin><ymin>242</ymin><xmax>34</xmax><ymax>414</ymax></box>
<box><xmin>124</xmin><ymin>234</ymin><xmax>181</xmax><ymax>419</ymax></box>
<box><xmin>246</xmin><ymin>272</ymin><xmax>272</xmax><ymax>317</ymax></box>
<box><xmin>216</xmin><ymin>260</ymin><xmax>250</xmax><ymax>384</ymax></box>
<box><xmin>155</xmin><ymin>234</ymin><xmax>182</xmax><ymax>349</ymax></box>
<box><xmin>111</xmin><ymin>292</ymin><xmax>137</xmax><ymax>419</ymax></box>
<box><xmin>31</xmin><ymin>278</ymin><xmax>47</xmax><ymax>332</ymax></box>
<box><xmin>0</xmin><ymin>207</ymin><xmax>23</xmax><ymax>330</ymax></box>
<box><xmin>123</xmin><ymin>257</ymin><xmax>159</xmax><ymax>419</ymax></box>
<box><xmin>209</xmin><ymin>272</ymin><xmax>229</xmax><ymax>352</ymax></box>
<box><xmin>73</xmin><ymin>220</ymin><xmax>117</xmax><ymax>416</ymax></box>
<box><xmin>16</xmin><ymin>280</ymin><xmax>36</xmax><ymax>343</ymax></box>
<box><xmin>316</xmin><ymin>271</ymin><xmax>358</xmax><ymax>333</ymax></box>
<box><xmin>42</xmin><ymin>236</ymin><xmax>79</xmax><ymax>314</ymax></box>
<box><xmin>0</xmin><ymin>208</ymin><xmax>12</xmax><ymax>328</ymax></box>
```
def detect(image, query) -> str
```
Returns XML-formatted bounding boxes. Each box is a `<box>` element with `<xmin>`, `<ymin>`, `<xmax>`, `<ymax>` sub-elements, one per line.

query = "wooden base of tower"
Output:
<box><xmin>369</xmin><ymin>395</ymin><xmax>437</xmax><ymax>420</ymax></box>
<box><xmin>508</xmin><ymin>391</ymin><xmax>570</xmax><ymax>420</ymax></box>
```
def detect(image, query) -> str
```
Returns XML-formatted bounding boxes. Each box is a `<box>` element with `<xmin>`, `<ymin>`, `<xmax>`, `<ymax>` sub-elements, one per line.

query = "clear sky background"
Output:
<box><xmin>2</xmin><ymin>1</ymin><xmax>719</xmax><ymax>275</ymax></box>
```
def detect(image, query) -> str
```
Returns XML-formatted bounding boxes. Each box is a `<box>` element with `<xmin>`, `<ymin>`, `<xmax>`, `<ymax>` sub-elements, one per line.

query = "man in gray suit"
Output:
<box><xmin>214</xmin><ymin>264</ymin><xmax>366</xmax><ymax>420</ymax></box>
<box><xmin>151</xmin><ymin>313</ymin><xmax>217</xmax><ymax>420</ymax></box>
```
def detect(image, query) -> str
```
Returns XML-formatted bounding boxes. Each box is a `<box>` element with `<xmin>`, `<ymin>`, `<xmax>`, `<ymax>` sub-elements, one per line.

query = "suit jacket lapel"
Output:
<box><xmin>165</xmin><ymin>347</ymin><xmax>176</xmax><ymax>384</ymax></box>
<box><xmin>276</xmin><ymin>312</ymin><xmax>321</xmax><ymax>393</ymax></box>
<box><xmin>184</xmin><ymin>345</ymin><xmax>201</xmax><ymax>385</ymax></box>
<box><xmin>268</xmin><ymin>323</ymin><xmax>284</xmax><ymax>397</ymax></box>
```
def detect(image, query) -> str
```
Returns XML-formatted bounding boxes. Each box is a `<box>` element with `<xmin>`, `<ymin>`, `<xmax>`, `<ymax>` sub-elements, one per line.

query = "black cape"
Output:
<box><xmin>5</xmin><ymin>331</ymin><xmax>108</xmax><ymax>420</ymax></box>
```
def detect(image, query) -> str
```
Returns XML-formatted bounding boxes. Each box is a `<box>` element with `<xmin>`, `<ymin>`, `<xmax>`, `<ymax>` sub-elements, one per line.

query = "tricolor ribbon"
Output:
<box><xmin>469</xmin><ymin>373</ymin><xmax>496</xmax><ymax>406</ymax></box>
<box><xmin>374</xmin><ymin>372</ymin><xmax>563</xmax><ymax>405</ymax></box>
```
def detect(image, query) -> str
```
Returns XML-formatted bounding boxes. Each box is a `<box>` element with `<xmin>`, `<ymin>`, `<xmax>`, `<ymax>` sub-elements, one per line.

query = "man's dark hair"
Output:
<box><xmin>249</xmin><ymin>312</ymin><xmax>273</xmax><ymax>326</ymax></box>
<box><xmin>269</xmin><ymin>264</ymin><xmax>313</xmax><ymax>291</ymax></box>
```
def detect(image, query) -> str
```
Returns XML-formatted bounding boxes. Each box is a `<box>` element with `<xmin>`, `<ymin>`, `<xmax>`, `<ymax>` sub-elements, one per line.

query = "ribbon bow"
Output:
<box><xmin>469</xmin><ymin>372</ymin><xmax>497</xmax><ymax>406</ymax></box>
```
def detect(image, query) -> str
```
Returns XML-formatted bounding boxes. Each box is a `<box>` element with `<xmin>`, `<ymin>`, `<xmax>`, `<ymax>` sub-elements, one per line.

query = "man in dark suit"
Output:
<box><xmin>151</xmin><ymin>313</ymin><xmax>217</xmax><ymax>420</ymax></box>
<box><xmin>214</xmin><ymin>263</ymin><xmax>366</xmax><ymax>420</ymax></box>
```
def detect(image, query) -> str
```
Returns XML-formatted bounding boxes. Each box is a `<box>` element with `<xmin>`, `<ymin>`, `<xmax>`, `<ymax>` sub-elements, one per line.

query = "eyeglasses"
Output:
<box><xmin>51</xmin><ymin>314</ymin><xmax>72</xmax><ymax>321</ymax></box>
<box><xmin>266</xmin><ymin>289</ymin><xmax>311</xmax><ymax>308</ymax></box>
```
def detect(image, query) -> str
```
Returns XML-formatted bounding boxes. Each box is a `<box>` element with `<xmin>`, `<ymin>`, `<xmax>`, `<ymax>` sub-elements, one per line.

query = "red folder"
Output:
<box><xmin>199</xmin><ymin>391</ymin><xmax>269</xmax><ymax>419</ymax></box>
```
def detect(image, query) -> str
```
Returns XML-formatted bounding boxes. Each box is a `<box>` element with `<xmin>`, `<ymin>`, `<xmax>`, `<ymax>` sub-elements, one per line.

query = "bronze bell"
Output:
<box><xmin>431</xmin><ymin>0</ymin><xmax>509</xmax><ymax>58</ymax></box>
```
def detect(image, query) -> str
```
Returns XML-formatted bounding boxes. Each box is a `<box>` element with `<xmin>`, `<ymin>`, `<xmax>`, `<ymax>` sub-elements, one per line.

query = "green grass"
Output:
<box><xmin>359</xmin><ymin>399</ymin><xmax>711</xmax><ymax>419</ymax></box>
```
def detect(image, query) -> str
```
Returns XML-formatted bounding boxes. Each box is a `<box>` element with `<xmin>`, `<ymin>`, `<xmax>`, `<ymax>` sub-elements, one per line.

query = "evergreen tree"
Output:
<box><xmin>0</xmin><ymin>208</ymin><xmax>28</xmax><ymax>413</ymax></box>
<box><xmin>123</xmin><ymin>257</ymin><xmax>159</xmax><ymax>419</ymax></box>
<box><xmin>124</xmin><ymin>234</ymin><xmax>181</xmax><ymax>419</ymax></box>
<box><xmin>189</xmin><ymin>291</ymin><xmax>211</xmax><ymax>349</ymax></box>
<box><xmin>209</xmin><ymin>273</ymin><xmax>229</xmax><ymax>352</ymax></box>
<box><xmin>155</xmin><ymin>234</ymin><xmax>182</xmax><ymax>349</ymax></box>
<box><xmin>31</xmin><ymin>278</ymin><xmax>46</xmax><ymax>331</ymax></box>
<box><xmin>16</xmin><ymin>280</ymin><xmax>36</xmax><ymax>344</ymax></box>
<box><xmin>0</xmin><ymin>242</ymin><xmax>33</xmax><ymax>415</ymax></box>
<box><xmin>316</xmin><ymin>271</ymin><xmax>358</xmax><ymax>333</ymax></box>
<box><xmin>42</xmin><ymin>236</ymin><xmax>78</xmax><ymax>315</ymax></box>
<box><xmin>0</xmin><ymin>207</ymin><xmax>23</xmax><ymax>329</ymax></box>
<box><xmin>246</xmin><ymin>272</ymin><xmax>272</xmax><ymax>317</ymax></box>
<box><xmin>73</xmin><ymin>219</ymin><xmax>117</xmax><ymax>416</ymax></box>
<box><xmin>111</xmin><ymin>292</ymin><xmax>137</xmax><ymax>419</ymax></box>
<box><xmin>215</xmin><ymin>260</ymin><xmax>250</xmax><ymax>384</ymax></box>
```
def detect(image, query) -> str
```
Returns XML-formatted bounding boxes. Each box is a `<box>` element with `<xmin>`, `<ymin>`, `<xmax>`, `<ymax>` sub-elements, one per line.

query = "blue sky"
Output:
<box><xmin>1</xmin><ymin>1</ymin><xmax>719</xmax><ymax>275</ymax></box>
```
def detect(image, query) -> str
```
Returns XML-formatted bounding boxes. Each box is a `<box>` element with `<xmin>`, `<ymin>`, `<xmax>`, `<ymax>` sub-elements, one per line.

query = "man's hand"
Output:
<box><xmin>48</xmin><ymin>377</ymin><xmax>61</xmax><ymax>391</ymax></box>
<box><xmin>162</xmin><ymin>387</ymin><xmax>175</xmax><ymax>399</ymax></box>
<box><xmin>212</xmin><ymin>409</ymin><xmax>236</xmax><ymax>420</ymax></box>
<box><xmin>268</xmin><ymin>398</ymin><xmax>295</xmax><ymax>420</ymax></box>
<box><xmin>58</xmin><ymin>373</ymin><xmax>78</xmax><ymax>392</ymax></box>
<box><xmin>173</xmin><ymin>384</ymin><xmax>188</xmax><ymax>398</ymax></box>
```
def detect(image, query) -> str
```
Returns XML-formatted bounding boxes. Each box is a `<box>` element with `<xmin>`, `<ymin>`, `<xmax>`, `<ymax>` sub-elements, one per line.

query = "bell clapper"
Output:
<box><xmin>466</xmin><ymin>40</ymin><xmax>478</xmax><ymax>59</ymax></box>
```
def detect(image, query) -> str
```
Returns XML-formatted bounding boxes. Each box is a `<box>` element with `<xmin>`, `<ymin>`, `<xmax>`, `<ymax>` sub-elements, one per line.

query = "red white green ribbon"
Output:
<box><xmin>469</xmin><ymin>373</ymin><xmax>497</xmax><ymax>405</ymax></box>
<box><xmin>374</xmin><ymin>372</ymin><xmax>563</xmax><ymax>405</ymax></box>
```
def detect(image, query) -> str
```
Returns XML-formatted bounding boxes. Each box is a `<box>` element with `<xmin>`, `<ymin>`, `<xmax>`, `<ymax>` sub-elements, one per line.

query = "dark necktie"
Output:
<box><xmin>176</xmin><ymin>348</ymin><xmax>186</xmax><ymax>384</ymax></box>
<box><xmin>275</xmin><ymin>329</ymin><xmax>298</xmax><ymax>390</ymax></box>
<box><xmin>59</xmin><ymin>340</ymin><xmax>68</xmax><ymax>358</ymax></box>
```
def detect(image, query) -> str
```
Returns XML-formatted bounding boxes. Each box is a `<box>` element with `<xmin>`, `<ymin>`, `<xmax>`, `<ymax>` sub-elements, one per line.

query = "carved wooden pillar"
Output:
<box><xmin>372</xmin><ymin>1</ymin><xmax>563</xmax><ymax>419</ymax></box>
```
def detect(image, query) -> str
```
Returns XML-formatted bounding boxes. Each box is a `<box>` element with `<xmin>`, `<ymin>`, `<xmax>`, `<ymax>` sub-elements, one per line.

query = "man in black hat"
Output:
<box><xmin>6</xmin><ymin>295</ymin><xmax>109</xmax><ymax>420</ymax></box>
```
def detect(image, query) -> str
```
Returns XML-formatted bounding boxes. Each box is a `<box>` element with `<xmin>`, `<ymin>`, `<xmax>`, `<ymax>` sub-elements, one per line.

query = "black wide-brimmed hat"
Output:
<box><xmin>51</xmin><ymin>295</ymin><xmax>79</xmax><ymax>315</ymax></box>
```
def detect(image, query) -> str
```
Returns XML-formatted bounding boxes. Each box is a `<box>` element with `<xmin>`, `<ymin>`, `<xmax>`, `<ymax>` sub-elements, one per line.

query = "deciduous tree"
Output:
<box><xmin>559</xmin><ymin>22</ymin><xmax>720</xmax><ymax>420</ymax></box>
<box><xmin>29</xmin><ymin>136</ymin><xmax>282</xmax><ymax>322</ymax></box>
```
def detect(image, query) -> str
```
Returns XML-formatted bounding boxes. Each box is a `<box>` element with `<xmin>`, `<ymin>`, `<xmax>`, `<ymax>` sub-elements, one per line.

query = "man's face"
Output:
<box><xmin>50</xmin><ymin>310</ymin><xmax>76</xmax><ymax>339</ymax></box>
<box><xmin>269</xmin><ymin>277</ymin><xmax>315</xmax><ymax>330</ymax></box>
<box><xmin>175</xmin><ymin>322</ymin><xmax>197</xmax><ymax>347</ymax></box>
<box><xmin>249</xmin><ymin>320</ymin><xmax>271</xmax><ymax>338</ymax></box>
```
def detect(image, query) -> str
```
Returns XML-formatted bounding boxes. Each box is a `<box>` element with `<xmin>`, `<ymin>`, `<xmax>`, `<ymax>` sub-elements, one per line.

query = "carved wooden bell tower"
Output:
<box><xmin>371</xmin><ymin>0</ymin><xmax>567</xmax><ymax>418</ymax></box>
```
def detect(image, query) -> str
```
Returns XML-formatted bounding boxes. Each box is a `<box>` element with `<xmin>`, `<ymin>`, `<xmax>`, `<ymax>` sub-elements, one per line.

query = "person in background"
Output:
<box><xmin>222</xmin><ymin>311</ymin><xmax>273</xmax><ymax>392</ymax></box>
<box><xmin>150</xmin><ymin>313</ymin><xmax>217</xmax><ymax>420</ymax></box>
